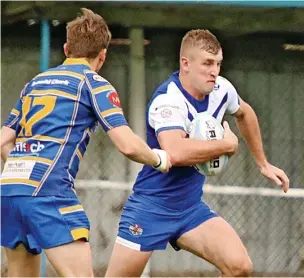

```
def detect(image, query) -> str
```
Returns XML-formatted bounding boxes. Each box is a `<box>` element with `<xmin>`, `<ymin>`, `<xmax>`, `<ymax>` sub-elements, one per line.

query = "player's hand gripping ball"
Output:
<box><xmin>189</xmin><ymin>112</ymin><xmax>228</xmax><ymax>176</ymax></box>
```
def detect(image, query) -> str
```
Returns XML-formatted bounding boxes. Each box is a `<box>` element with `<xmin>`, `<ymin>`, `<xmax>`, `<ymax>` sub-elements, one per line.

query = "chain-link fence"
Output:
<box><xmin>1</xmin><ymin>24</ymin><xmax>304</xmax><ymax>277</ymax></box>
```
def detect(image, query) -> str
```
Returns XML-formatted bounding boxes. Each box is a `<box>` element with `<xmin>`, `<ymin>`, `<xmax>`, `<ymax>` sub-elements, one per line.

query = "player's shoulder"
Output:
<box><xmin>152</xmin><ymin>74</ymin><xmax>185</xmax><ymax>104</ymax></box>
<box><xmin>215</xmin><ymin>76</ymin><xmax>236</xmax><ymax>92</ymax></box>
<box><xmin>84</xmin><ymin>70</ymin><xmax>111</xmax><ymax>85</ymax></box>
<box><xmin>83</xmin><ymin>70</ymin><xmax>116</xmax><ymax>93</ymax></box>
<box><xmin>150</xmin><ymin>83</ymin><xmax>187</xmax><ymax>114</ymax></box>
<box><xmin>34</xmin><ymin>64</ymin><xmax>86</xmax><ymax>81</ymax></box>
<box><xmin>84</xmin><ymin>70</ymin><xmax>109</xmax><ymax>83</ymax></box>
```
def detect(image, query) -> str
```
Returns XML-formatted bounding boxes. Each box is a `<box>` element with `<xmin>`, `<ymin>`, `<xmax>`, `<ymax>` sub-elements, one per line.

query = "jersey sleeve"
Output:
<box><xmin>84</xmin><ymin>72</ymin><xmax>128</xmax><ymax>132</ymax></box>
<box><xmin>225</xmin><ymin>80</ymin><xmax>241</xmax><ymax>115</ymax></box>
<box><xmin>3</xmin><ymin>83</ymin><xmax>28</xmax><ymax>131</ymax></box>
<box><xmin>148</xmin><ymin>93</ymin><xmax>188</xmax><ymax>136</ymax></box>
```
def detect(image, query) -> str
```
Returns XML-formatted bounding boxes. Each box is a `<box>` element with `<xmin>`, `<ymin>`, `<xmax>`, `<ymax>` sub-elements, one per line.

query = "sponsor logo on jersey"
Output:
<box><xmin>2</xmin><ymin>160</ymin><xmax>36</xmax><ymax>179</ymax></box>
<box><xmin>13</xmin><ymin>141</ymin><xmax>45</xmax><ymax>155</ymax></box>
<box><xmin>156</xmin><ymin>104</ymin><xmax>180</xmax><ymax>110</ymax></box>
<box><xmin>213</xmin><ymin>83</ymin><xmax>220</xmax><ymax>90</ymax></box>
<box><xmin>92</xmin><ymin>74</ymin><xmax>106</xmax><ymax>82</ymax></box>
<box><xmin>32</xmin><ymin>79</ymin><xmax>69</xmax><ymax>86</ymax></box>
<box><xmin>160</xmin><ymin>108</ymin><xmax>172</xmax><ymax>118</ymax></box>
<box><xmin>107</xmin><ymin>91</ymin><xmax>121</xmax><ymax>108</ymax></box>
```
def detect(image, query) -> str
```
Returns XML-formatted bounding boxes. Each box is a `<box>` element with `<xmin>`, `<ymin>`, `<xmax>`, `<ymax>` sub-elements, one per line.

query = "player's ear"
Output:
<box><xmin>99</xmin><ymin>49</ymin><xmax>107</xmax><ymax>64</ymax></box>
<box><xmin>180</xmin><ymin>56</ymin><xmax>190</xmax><ymax>72</ymax></box>
<box><xmin>63</xmin><ymin>43</ymin><xmax>69</xmax><ymax>57</ymax></box>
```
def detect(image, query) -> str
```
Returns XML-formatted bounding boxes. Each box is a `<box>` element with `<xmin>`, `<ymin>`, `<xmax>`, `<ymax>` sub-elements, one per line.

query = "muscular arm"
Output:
<box><xmin>1</xmin><ymin>126</ymin><xmax>16</xmax><ymax>162</ymax></box>
<box><xmin>234</xmin><ymin>99</ymin><xmax>289</xmax><ymax>192</ymax></box>
<box><xmin>233</xmin><ymin>99</ymin><xmax>267</xmax><ymax>168</ymax></box>
<box><xmin>157</xmin><ymin>129</ymin><xmax>234</xmax><ymax>166</ymax></box>
<box><xmin>85</xmin><ymin>74</ymin><xmax>170</xmax><ymax>173</ymax></box>
<box><xmin>148</xmin><ymin>91</ymin><xmax>238</xmax><ymax>167</ymax></box>
<box><xmin>107</xmin><ymin>125</ymin><xmax>170</xmax><ymax>171</ymax></box>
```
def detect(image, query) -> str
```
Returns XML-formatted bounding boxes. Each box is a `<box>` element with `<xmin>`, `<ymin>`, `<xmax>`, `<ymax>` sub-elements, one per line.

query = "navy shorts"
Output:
<box><xmin>117</xmin><ymin>194</ymin><xmax>218</xmax><ymax>251</ymax></box>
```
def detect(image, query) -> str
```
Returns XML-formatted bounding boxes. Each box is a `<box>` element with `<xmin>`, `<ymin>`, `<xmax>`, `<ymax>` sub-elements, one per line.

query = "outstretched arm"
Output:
<box><xmin>107</xmin><ymin>125</ymin><xmax>171</xmax><ymax>173</ymax></box>
<box><xmin>233</xmin><ymin>99</ymin><xmax>290</xmax><ymax>192</ymax></box>
<box><xmin>85</xmin><ymin>73</ymin><xmax>171</xmax><ymax>173</ymax></box>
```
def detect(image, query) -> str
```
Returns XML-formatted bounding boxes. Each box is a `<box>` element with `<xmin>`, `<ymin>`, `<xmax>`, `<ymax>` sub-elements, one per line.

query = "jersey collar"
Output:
<box><xmin>172</xmin><ymin>71</ymin><xmax>209</xmax><ymax>112</ymax></box>
<box><xmin>63</xmin><ymin>58</ymin><xmax>92</xmax><ymax>70</ymax></box>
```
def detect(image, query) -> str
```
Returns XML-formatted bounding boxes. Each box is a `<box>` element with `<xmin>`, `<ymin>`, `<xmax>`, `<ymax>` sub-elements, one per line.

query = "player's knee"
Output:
<box><xmin>228</xmin><ymin>255</ymin><xmax>253</xmax><ymax>277</ymax></box>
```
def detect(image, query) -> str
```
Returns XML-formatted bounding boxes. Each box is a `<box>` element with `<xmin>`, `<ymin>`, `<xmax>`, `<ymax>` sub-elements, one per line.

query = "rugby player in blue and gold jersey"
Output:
<box><xmin>0</xmin><ymin>8</ymin><xmax>171</xmax><ymax>277</ymax></box>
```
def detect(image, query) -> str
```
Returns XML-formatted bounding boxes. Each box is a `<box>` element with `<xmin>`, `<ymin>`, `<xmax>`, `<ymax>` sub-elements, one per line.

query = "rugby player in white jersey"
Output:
<box><xmin>1</xmin><ymin>8</ymin><xmax>171</xmax><ymax>277</ymax></box>
<box><xmin>105</xmin><ymin>29</ymin><xmax>290</xmax><ymax>277</ymax></box>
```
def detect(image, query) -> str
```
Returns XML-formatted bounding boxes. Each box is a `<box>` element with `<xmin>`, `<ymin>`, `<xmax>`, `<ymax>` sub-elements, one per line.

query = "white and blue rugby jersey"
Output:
<box><xmin>133</xmin><ymin>71</ymin><xmax>240</xmax><ymax>209</ymax></box>
<box><xmin>1</xmin><ymin>58</ymin><xmax>128</xmax><ymax>197</ymax></box>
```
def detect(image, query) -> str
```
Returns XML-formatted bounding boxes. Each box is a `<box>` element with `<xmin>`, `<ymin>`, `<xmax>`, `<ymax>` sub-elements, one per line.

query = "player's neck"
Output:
<box><xmin>178</xmin><ymin>72</ymin><xmax>206</xmax><ymax>101</ymax></box>
<box><xmin>69</xmin><ymin>56</ymin><xmax>101</xmax><ymax>72</ymax></box>
<box><xmin>87</xmin><ymin>57</ymin><xmax>101</xmax><ymax>72</ymax></box>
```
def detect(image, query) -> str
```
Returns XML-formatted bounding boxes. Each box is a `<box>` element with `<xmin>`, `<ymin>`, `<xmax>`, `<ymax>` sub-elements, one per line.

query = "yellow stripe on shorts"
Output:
<box><xmin>71</xmin><ymin>228</ymin><xmax>89</xmax><ymax>241</ymax></box>
<box><xmin>59</xmin><ymin>204</ymin><xmax>84</xmax><ymax>214</ymax></box>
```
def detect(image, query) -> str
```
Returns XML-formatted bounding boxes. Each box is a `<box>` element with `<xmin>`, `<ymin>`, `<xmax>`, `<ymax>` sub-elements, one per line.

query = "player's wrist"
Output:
<box><xmin>153</xmin><ymin>153</ymin><xmax>162</xmax><ymax>168</ymax></box>
<box><xmin>152</xmin><ymin>149</ymin><xmax>168</xmax><ymax>172</ymax></box>
<box><xmin>222</xmin><ymin>138</ymin><xmax>237</xmax><ymax>154</ymax></box>
<box><xmin>257</xmin><ymin>160</ymin><xmax>269</xmax><ymax>170</ymax></box>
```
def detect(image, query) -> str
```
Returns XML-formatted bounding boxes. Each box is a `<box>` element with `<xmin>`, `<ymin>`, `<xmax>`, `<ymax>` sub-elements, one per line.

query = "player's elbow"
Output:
<box><xmin>235</xmin><ymin>101</ymin><xmax>254</xmax><ymax>121</ymax></box>
<box><xmin>1</xmin><ymin>143</ymin><xmax>15</xmax><ymax>162</ymax></box>
<box><xmin>108</xmin><ymin>126</ymin><xmax>141</xmax><ymax>158</ymax></box>
<box><xmin>0</xmin><ymin>128</ymin><xmax>16</xmax><ymax>162</ymax></box>
<box><xmin>118</xmin><ymin>142</ymin><xmax>138</xmax><ymax>158</ymax></box>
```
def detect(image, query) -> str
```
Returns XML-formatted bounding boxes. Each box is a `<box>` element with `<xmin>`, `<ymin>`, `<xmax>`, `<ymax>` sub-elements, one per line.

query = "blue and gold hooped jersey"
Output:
<box><xmin>1</xmin><ymin>58</ymin><xmax>128</xmax><ymax>197</ymax></box>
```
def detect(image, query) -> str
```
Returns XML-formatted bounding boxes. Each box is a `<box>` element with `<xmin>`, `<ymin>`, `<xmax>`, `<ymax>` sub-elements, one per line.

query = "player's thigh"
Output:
<box><xmin>2</xmin><ymin>196</ymin><xmax>42</xmax><ymax>277</ymax></box>
<box><xmin>44</xmin><ymin>239</ymin><xmax>93</xmax><ymax>277</ymax></box>
<box><xmin>5</xmin><ymin>245</ymin><xmax>41</xmax><ymax>277</ymax></box>
<box><xmin>106</xmin><ymin>242</ymin><xmax>152</xmax><ymax>277</ymax></box>
<box><xmin>106</xmin><ymin>194</ymin><xmax>178</xmax><ymax>277</ymax></box>
<box><xmin>26</xmin><ymin>196</ymin><xmax>92</xmax><ymax>276</ymax></box>
<box><xmin>176</xmin><ymin>216</ymin><xmax>252</xmax><ymax>274</ymax></box>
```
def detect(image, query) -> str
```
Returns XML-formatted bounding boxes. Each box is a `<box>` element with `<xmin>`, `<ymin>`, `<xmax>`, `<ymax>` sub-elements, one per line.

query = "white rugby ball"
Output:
<box><xmin>189</xmin><ymin>112</ymin><xmax>228</xmax><ymax>176</ymax></box>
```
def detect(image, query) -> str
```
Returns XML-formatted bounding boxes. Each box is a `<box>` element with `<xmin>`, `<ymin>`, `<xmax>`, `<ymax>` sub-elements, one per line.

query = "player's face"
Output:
<box><xmin>188</xmin><ymin>49</ymin><xmax>223</xmax><ymax>95</ymax></box>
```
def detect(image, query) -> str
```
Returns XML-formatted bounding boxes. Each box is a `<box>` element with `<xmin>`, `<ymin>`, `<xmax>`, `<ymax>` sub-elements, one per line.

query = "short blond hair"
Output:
<box><xmin>66</xmin><ymin>8</ymin><xmax>112</xmax><ymax>59</ymax></box>
<box><xmin>180</xmin><ymin>29</ymin><xmax>221</xmax><ymax>57</ymax></box>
